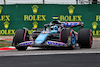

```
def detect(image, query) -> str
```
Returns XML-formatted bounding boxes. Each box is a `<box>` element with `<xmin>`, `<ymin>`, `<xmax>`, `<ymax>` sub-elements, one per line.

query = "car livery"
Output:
<box><xmin>12</xmin><ymin>17</ymin><xmax>93</xmax><ymax>51</ymax></box>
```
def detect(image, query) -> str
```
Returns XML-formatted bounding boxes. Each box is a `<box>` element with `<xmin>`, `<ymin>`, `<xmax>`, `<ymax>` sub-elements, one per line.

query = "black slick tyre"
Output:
<box><xmin>60</xmin><ymin>28</ymin><xmax>70</xmax><ymax>43</ymax></box>
<box><xmin>32</xmin><ymin>28</ymin><xmax>43</xmax><ymax>40</ymax></box>
<box><xmin>13</xmin><ymin>29</ymin><xmax>28</xmax><ymax>51</ymax></box>
<box><xmin>60</xmin><ymin>29</ymin><xmax>76</xmax><ymax>49</ymax></box>
<box><xmin>78</xmin><ymin>29</ymin><xmax>92</xmax><ymax>48</ymax></box>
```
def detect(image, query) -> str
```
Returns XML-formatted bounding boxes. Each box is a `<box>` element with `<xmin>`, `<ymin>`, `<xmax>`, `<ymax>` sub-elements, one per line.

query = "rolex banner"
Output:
<box><xmin>0</xmin><ymin>4</ymin><xmax>100</xmax><ymax>36</ymax></box>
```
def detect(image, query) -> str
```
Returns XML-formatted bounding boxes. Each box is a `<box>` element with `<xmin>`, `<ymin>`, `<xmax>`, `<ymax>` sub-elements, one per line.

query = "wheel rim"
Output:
<box><xmin>71</xmin><ymin>34</ymin><xmax>75</xmax><ymax>48</ymax></box>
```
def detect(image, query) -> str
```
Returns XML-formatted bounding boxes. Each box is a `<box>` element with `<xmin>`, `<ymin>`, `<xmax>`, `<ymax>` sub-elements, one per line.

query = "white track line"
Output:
<box><xmin>0</xmin><ymin>50</ymin><xmax>100</xmax><ymax>57</ymax></box>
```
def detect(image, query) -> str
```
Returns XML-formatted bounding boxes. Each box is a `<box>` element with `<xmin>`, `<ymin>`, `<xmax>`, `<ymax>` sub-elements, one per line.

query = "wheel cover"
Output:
<box><xmin>71</xmin><ymin>34</ymin><xmax>75</xmax><ymax>48</ymax></box>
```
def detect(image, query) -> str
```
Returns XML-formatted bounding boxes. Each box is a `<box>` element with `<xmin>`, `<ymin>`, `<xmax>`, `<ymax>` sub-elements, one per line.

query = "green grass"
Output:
<box><xmin>0</xmin><ymin>43</ymin><xmax>11</xmax><ymax>47</ymax></box>
<box><xmin>93</xmin><ymin>36</ymin><xmax>100</xmax><ymax>38</ymax></box>
<box><xmin>0</xmin><ymin>35</ymin><xmax>14</xmax><ymax>36</ymax></box>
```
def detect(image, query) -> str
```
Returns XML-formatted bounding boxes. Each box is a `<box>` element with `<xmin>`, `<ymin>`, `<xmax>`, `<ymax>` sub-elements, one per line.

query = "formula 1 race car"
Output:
<box><xmin>12</xmin><ymin>17</ymin><xmax>93</xmax><ymax>51</ymax></box>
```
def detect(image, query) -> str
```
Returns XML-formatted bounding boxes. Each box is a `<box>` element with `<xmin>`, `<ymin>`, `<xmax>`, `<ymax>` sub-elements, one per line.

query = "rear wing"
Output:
<box><xmin>61</xmin><ymin>22</ymin><xmax>84</xmax><ymax>28</ymax></box>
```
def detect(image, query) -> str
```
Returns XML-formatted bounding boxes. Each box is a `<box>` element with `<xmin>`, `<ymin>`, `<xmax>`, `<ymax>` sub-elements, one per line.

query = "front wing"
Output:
<box><xmin>16</xmin><ymin>40</ymin><xmax>71</xmax><ymax>47</ymax></box>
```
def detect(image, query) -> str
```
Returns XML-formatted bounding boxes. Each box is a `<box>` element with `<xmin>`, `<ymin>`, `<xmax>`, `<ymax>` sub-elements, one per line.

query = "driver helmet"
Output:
<box><xmin>51</xmin><ymin>25</ymin><xmax>58</xmax><ymax>30</ymax></box>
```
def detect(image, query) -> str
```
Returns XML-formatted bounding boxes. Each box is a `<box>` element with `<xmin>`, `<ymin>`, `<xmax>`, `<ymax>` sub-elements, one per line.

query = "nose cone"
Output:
<box><xmin>35</xmin><ymin>34</ymin><xmax>49</xmax><ymax>44</ymax></box>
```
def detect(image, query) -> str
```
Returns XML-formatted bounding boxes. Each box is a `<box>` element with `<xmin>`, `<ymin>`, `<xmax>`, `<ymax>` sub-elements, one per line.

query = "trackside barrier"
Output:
<box><xmin>0</xmin><ymin>4</ymin><xmax>100</xmax><ymax>36</ymax></box>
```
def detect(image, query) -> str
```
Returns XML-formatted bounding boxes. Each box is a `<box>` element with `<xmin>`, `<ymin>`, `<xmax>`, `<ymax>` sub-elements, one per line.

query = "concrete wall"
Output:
<box><xmin>0</xmin><ymin>0</ymin><xmax>77</xmax><ymax>4</ymax></box>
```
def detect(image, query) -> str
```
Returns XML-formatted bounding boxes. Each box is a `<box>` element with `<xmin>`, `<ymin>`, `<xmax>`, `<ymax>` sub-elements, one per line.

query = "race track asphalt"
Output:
<box><xmin>0</xmin><ymin>54</ymin><xmax>100</xmax><ymax>67</ymax></box>
<box><xmin>0</xmin><ymin>41</ymin><xmax>100</xmax><ymax>67</ymax></box>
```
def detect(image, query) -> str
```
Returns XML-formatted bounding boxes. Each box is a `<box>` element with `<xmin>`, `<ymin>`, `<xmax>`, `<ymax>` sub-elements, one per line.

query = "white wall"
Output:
<box><xmin>78</xmin><ymin>0</ymin><xmax>92</xmax><ymax>4</ymax></box>
<box><xmin>0</xmin><ymin>0</ymin><xmax>97</xmax><ymax>4</ymax></box>
<box><xmin>0</xmin><ymin>0</ymin><xmax>77</xmax><ymax>4</ymax></box>
<box><xmin>0</xmin><ymin>0</ymin><xmax>4</xmax><ymax>4</ymax></box>
<box><xmin>45</xmin><ymin>0</ymin><xmax>76</xmax><ymax>4</ymax></box>
<box><xmin>6</xmin><ymin>0</ymin><xmax>43</xmax><ymax>4</ymax></box>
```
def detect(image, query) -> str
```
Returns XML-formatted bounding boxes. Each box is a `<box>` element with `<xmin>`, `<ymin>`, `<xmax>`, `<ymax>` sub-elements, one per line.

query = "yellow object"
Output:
<box><xmin>92</xmin><ymin>22</ymin><xmax>98</xmax><ymax>30</ymax></box>
<box><xmin>32</xmin><ymin>5</ymin><xmax>39</xmax><ymax>14</ymax></box>
<box><xmin>32</xmin><ymin>21</ymin><xmax>38</xmax><ymax>28</ymax></box>
<box><xmin>4</xmin><ymin>21</ymin><xmax>9</xmax><ymax>29</ymax></box>
<box><xmin>53</xmin><ymin>17</ymin><xmax>59</xmax><ymax>20</ymax></box>
<box><xmin>68</xmin><ymin>5</ymin><xmax>75</xmax><ymax>15</ymax></box>
<box><xmin>0</xmin><ymin>6</ymin><xmax>3</xmax><ymax>14</ymax></box>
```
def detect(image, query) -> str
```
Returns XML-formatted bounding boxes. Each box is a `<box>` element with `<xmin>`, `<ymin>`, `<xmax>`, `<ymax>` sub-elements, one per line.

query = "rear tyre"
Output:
<box><xmin>32</xmin><ymin>28</ymin><xmax>43</xmax><ymax>40</ymax></box>
<box><xmin>78</xmin><ymin>29</ymin><xmax>92</xmax><ymax>48</ymax></box>
<box><xmin>60</xmin><ymin>29</ymin><xmax>70</xmax><ymax>43</ymax></box>
<box><xmin>32</xmin><ymin>32</ymin><xmax>40</xmax><ymax>40</ymax></box>
<box><xmin>13</xmin><ymin>29</ymin><xmax>28</xmax><ymax>51</ymax></box>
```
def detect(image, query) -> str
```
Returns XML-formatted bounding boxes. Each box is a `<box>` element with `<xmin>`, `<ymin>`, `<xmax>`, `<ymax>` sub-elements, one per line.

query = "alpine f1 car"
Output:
<box><xmin>12</xmin><ymin>17</ymin><xmax>93</xmax><ymax>50</ymax></box>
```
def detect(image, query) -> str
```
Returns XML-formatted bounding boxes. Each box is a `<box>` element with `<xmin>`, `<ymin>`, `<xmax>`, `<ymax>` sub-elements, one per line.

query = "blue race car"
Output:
<box><xmin>12</xmin><ymin>17</ymin><xmax>93</xmax><ymax>50</ymax></box>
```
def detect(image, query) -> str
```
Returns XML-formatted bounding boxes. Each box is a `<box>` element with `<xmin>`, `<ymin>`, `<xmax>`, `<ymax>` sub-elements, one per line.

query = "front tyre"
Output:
<box><xmin>16</xmin><ymin>46</ymin><xmax>27</xmax><ymax>51</ymax></box>
<box><xmin>13</xmin><ymin>29</ymin><xmax>29</xmax><ymax>51</ymax></box>
<box><xmin>60</xmin><ymin>29</ymin><xmax>76</xmax><ymax>49</ymax></box>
